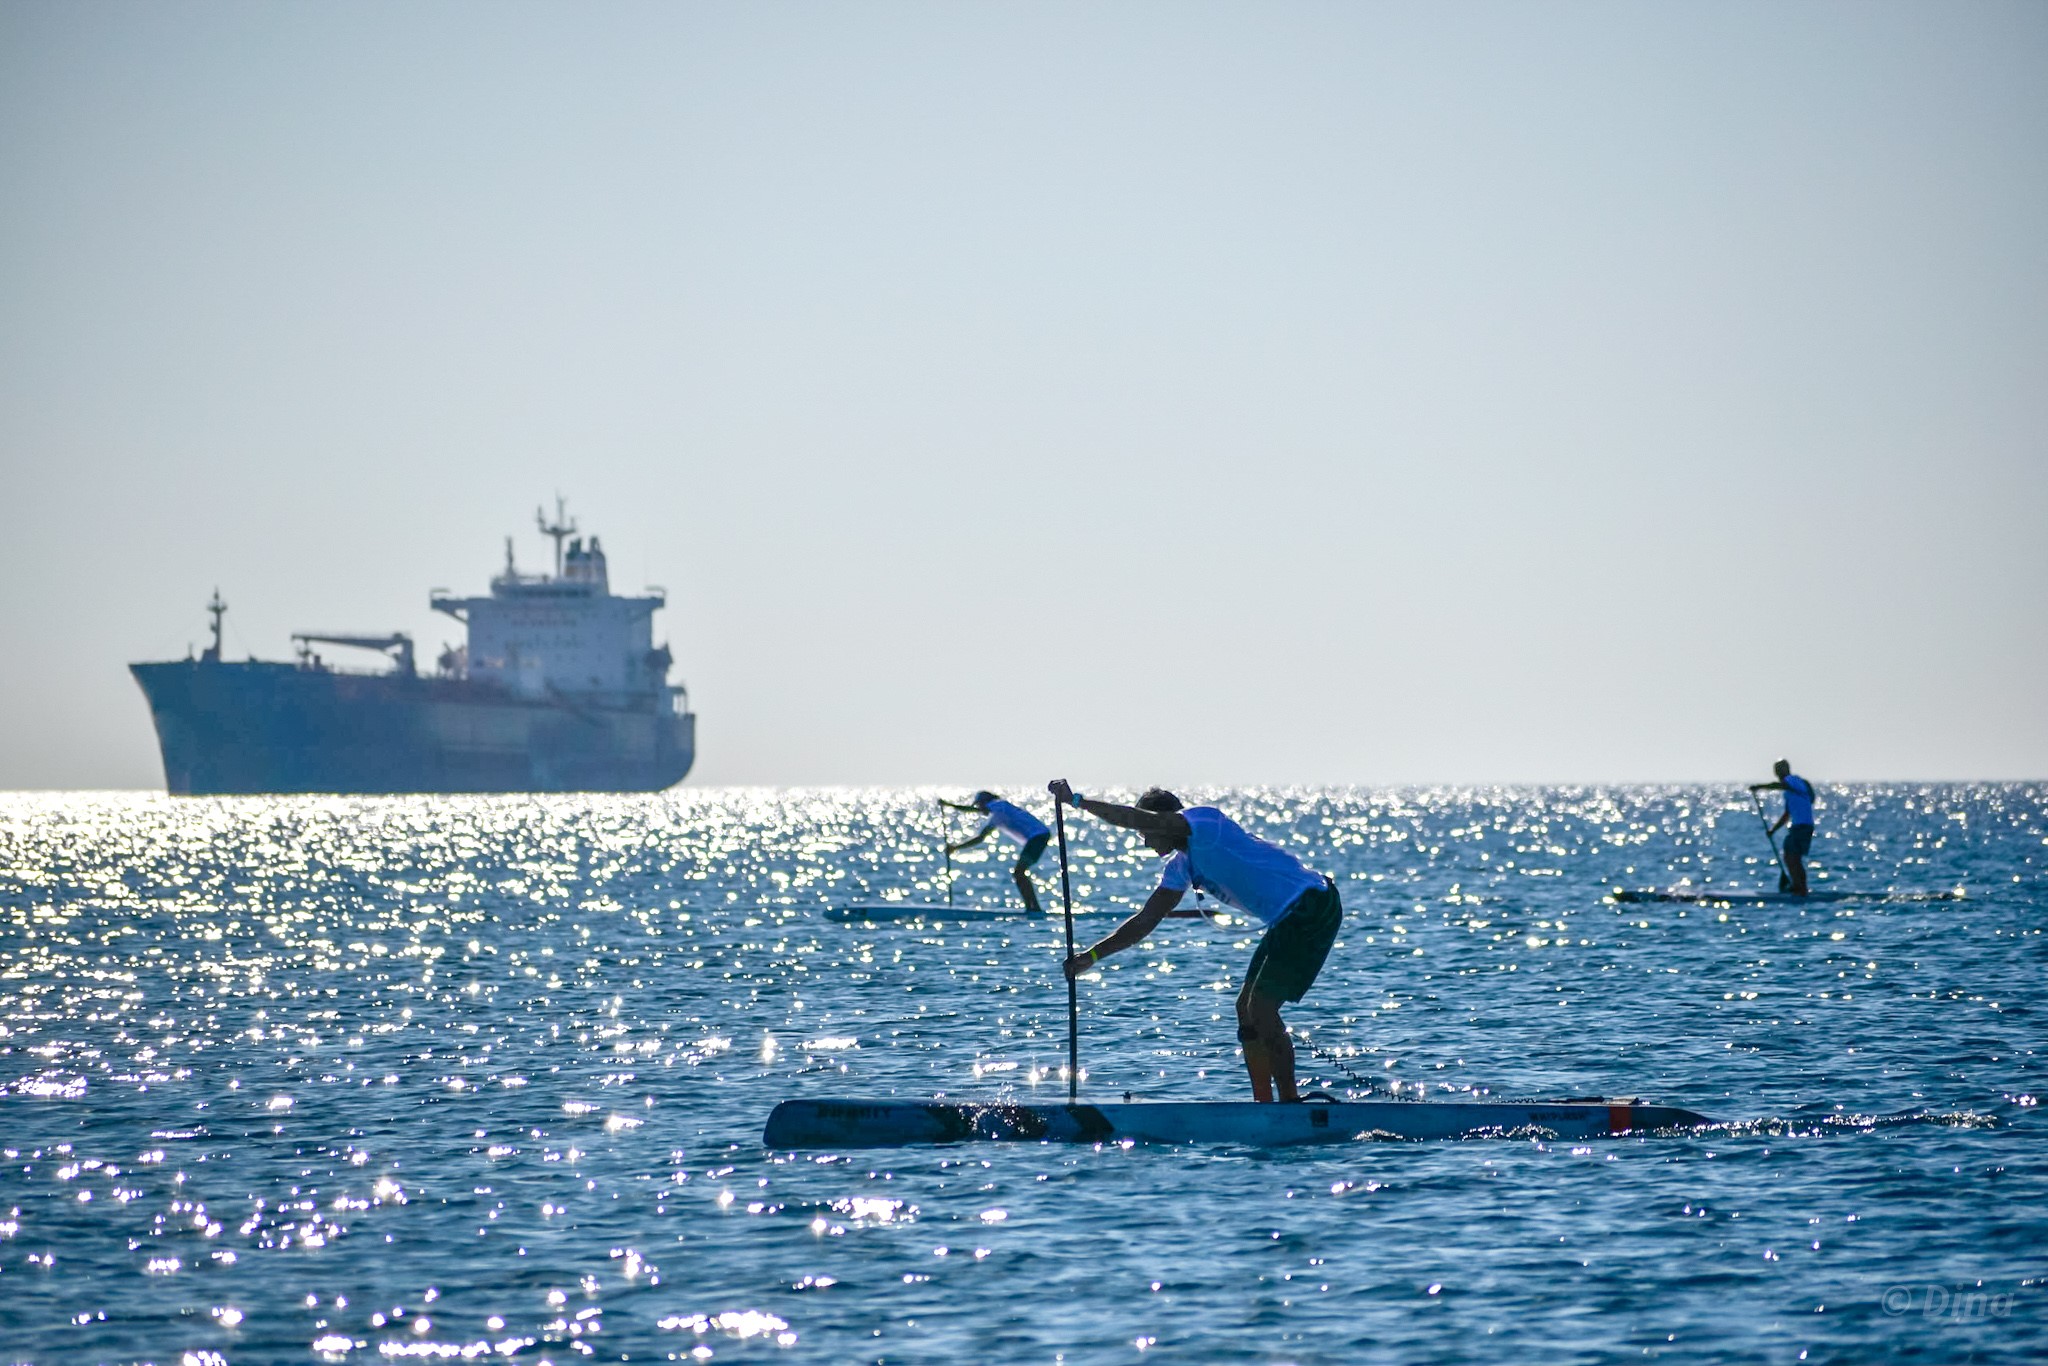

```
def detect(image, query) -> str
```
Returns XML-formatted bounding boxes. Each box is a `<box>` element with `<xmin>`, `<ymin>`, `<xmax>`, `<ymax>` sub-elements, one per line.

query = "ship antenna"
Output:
<box><xmin>536</xmin><ymin>496</ymin><xmax>577</xmax><ymax>578</ymax></box>
<box><xmin>205</xmin><ymin>589</ymin><xmax>227</xmax><ymax>662</ymax></box>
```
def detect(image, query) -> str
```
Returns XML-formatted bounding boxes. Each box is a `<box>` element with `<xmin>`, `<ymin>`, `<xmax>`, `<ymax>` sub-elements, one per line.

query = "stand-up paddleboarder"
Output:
<box><xmin>1749</xmin><ymin>760</ymin><xmax>1818</xmax><ymax>895</ymax></box>
<box><xmin>940</xmin><ymin>791</ymin><xmax>1051</xmax><ymax>914</ymax></box>
<box><xmin>1049</xmin><ymin>782</ymin><xmax>1342</xmax><ymax>1103</ymax></box>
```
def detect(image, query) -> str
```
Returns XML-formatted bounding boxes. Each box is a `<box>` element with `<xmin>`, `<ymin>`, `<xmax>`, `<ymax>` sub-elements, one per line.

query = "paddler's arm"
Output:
<box><xmin>945</xmin><ymin>824</ymin><xmax>993</xmax><ymax>854</ymax></box>
<box><xmin>1746</xmin><ymin>780</ymin><xmax>1791</xmax><ymax>832</ymax></box>
<box><xmin>937</xmin><ymin>798</ymin><xmax>983</xmax><ymax>812</ymax></box>
<box><xmin>1063</xmin><ymin>885</ymin><xmax>1183</xmax><ymax>979</ymax></box>
<box><xmin>1047</xmin><ymin>780</ymin><xmax>1190</xmax><ymax>845</ymax></box>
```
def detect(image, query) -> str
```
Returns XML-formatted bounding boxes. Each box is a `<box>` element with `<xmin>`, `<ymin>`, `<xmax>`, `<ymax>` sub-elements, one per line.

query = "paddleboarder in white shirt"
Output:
<box><xmin>1049</xmin><ymin>782</ymin><xmax>1342</xmax><ymax>1103</ymax></box>
<box><xmin>1749</xmin><ymin>760</ymin><xmax>1818</xmax><ymax>895</ymax></box>
<box><xmin>940</xmin><ymin>791</ymin><xmax>1051</xmax><ymax>914</ymax></box>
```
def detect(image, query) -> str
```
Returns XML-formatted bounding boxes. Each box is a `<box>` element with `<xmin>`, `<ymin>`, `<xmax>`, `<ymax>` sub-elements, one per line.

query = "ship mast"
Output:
<box><xmin>536</xmin><ymin>497</ymin><xmax>577</xmax><ymax>578</ymax></box>
<box><xmin>203</xmin><ymin>589</ymin><xmax>227</xmax><ymax>662</ymax></box>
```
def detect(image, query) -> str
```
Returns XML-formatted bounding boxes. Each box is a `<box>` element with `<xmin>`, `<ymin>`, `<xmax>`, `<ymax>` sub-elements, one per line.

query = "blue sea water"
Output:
<box><xmin>1</xmin><ymin>784</ymin><xmax>2042</xmax><ymax>1365</ymax></box>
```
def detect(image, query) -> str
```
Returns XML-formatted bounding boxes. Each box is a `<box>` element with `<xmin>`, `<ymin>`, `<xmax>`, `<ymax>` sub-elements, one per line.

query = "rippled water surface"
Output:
<box><xmin>2</xmin><ymin>785</ymin><xmax>2043</xmax><ymax>1364</ymax></box>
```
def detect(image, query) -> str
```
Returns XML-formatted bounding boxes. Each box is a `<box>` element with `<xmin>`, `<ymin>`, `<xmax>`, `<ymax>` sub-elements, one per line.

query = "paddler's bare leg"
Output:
<box><xmin>1011</xmin><ymin>862</ymin><xmax>1043</xmax><ymax>914</ymax></box>
<box><xmin>1237</xmin><ymin>987</ymin><xmax>1298</xmax><ymax>1103</ymax></box>
<box><xmin>1012</xmin><ymin>834</ymin><xmax>1049</xmax><ymax>914</ymax></box>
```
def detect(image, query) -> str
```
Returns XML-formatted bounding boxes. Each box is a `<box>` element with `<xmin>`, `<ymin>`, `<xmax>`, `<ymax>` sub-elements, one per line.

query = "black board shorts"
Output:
<box><xmin>1242</xmin><ymin>880</ymin><xmax>1341</xmax><ymax>1004</ymax></box>
<box><xmin>1015</xmin><ymin>832</ymin><xmax>1050</xmax><ymax>871</ymax></box>
<box><xmin>1784</xmin><ymin>824</ymin><xmax>1814</xmax><ymax>860</ymax></box>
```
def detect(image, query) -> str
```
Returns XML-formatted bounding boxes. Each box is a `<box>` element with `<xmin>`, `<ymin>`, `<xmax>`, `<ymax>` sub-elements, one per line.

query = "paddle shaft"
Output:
<box><xmin>939</xmin><ymin>801</ymin><xmax>954</xmax><ymax>910</ymax></box>
<box><xmin>1751</xmin><ymin>789</ymin><xmax>1792</xmax><ymax>890</ymax></box>
<box><xmin>1050</xmin><ymin>785</ymin><xmax>1079</xmax><ymax>1101</ymax></box>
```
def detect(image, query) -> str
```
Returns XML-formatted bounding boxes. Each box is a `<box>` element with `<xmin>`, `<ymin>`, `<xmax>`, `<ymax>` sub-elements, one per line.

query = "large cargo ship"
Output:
<box><xmin>131</xmin><ymin>504</ymin><xmax>695</xmax><ymax>794</ymax></box>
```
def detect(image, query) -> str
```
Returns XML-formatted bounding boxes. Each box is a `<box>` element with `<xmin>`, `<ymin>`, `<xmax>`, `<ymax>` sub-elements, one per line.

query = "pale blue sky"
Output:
<box><xmin>3</xmin><ymin>1</ymin><xmax>2043</xmax><ymax>789</ymax></box>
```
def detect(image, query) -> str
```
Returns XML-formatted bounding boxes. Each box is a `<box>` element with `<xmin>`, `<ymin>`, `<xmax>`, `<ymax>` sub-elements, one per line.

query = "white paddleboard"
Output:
<box><xmin>1611</xmin><ymin>888</ymin><xmax>1960</xmax><ymax>905</ymax></box>
<box><xmin>763</xmin><ymin>1096</ymin><xmax>1711</xmax><ymax>1147</ymax></box>
<box><xmin>826</xmin><ymin>905</ymin><xmax>1044</xmax><ymax>923</ymax></box>
<box><xmin>826</xmin><ymin>905</ymin><xmax>1218</xmax><ymax>924</ymax></box>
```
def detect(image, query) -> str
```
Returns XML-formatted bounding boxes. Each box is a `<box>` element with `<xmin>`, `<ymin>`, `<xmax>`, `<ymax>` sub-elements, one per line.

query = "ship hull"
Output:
<box><xmin>131</xmin><ymin>661</ymin><xmax>694</xmax><ymax>795</ymax></box>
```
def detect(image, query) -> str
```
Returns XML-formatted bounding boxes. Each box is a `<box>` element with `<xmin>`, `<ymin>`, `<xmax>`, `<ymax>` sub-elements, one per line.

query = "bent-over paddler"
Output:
<box><xmin>1048</xmin><ymin>781</ymin><xmax>1342</xmax><ymax>1102</ymax></box>
<box><xmin>939</xmin><ymin>790</ymin><xmax>1051</xmax><ymax>914</ymax></box>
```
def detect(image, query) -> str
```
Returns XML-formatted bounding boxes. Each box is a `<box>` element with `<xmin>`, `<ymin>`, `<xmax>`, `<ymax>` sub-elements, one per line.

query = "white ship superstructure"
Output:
<box><xmin>434</xmin><ymin>506</ymin><xmax>677</xmax><ymax>704</ymax></box>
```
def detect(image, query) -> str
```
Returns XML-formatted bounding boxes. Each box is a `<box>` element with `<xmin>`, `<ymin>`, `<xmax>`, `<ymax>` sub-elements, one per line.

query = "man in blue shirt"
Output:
<box><xmin>1050</xmin><ymin>782</ymin><xmax>1341</xmax><ymax>1103</ymax></box>
<box><xmin>941</xmin><ymin>791</ymin><xmax>1051</xmax><ymax>914</ymax></box>
<box><xmin>1749</xmin><ymin>759</ymin><xmax>1817</xmax><ymax>895</ymax></box>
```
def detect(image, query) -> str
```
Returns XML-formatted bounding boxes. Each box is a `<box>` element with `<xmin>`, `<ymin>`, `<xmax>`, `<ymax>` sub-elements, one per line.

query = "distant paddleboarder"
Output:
<box><xmin>1749</xmin><ymin>760</ymin><xmax>1817</xmax><ymax>895</ymax></box>
<box><xmin>1049</xmin><ymin>782</ymin><xmax>1341</xmax><ymax>1103</ymax></box>
<box><xmin>940</xmin><ymin>791</ymin><xmax>1051</xmax><ymax>914</ymax></box>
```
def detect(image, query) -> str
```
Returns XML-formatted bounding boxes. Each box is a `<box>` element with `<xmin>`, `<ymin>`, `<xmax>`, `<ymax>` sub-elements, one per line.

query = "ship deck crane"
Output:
<box><xmin>292</xmin><ymin>632</ymin><xmax>416</xmax><ymax>677</ymax></box>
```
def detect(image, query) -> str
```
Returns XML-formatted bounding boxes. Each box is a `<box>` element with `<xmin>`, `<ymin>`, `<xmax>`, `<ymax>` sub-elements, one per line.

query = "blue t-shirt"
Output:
<box><xmin>1156</xmin><ymin>806</ymin><xmax>1323</xmax><ymax>928</ymax></box>
<box><xmin>979</xmin><ymin>798</ymin><xmax>1049</xmax><ymax>845</ymax></box>
<box><xmin>1782</xmin><ymin>775</ymin><xmax>1815</xmax><ymax>826</ymax></box>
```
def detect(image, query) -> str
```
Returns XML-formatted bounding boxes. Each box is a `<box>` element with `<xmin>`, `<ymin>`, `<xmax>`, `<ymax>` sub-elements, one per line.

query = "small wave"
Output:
<box><xmin>2</xmin><ymin>1074</ymin><xmax>88</xmax><ymax>1099</ymax></box>
<box><xmin>1453</xmin><ymin>1124</ymin><xmax>1563</xmax><ymax>1142</ymax></box>
<box><xmin>1696</xmin><ymin>1108</ymin><xmax>1999</xmax><ymax>1138</ymax></box>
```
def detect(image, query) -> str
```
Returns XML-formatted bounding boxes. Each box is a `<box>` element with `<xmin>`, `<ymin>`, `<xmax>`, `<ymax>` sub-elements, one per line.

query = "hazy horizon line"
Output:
<box><xmin>5</xmin><ymin>776</ymin><xmax>2039</xmax><ymax>798</ymax></box>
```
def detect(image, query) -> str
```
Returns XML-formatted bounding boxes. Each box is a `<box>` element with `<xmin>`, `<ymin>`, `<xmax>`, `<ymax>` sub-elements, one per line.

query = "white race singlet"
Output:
<box><xmin>1155</xmin><ymin>807</ymin><xmax>1322</xmax><ymax>927</ymax></box>
<box><xmin>980</xmin><ymin>798</ymin><xmax>1049</xmax><ymax>845</ymax></box>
